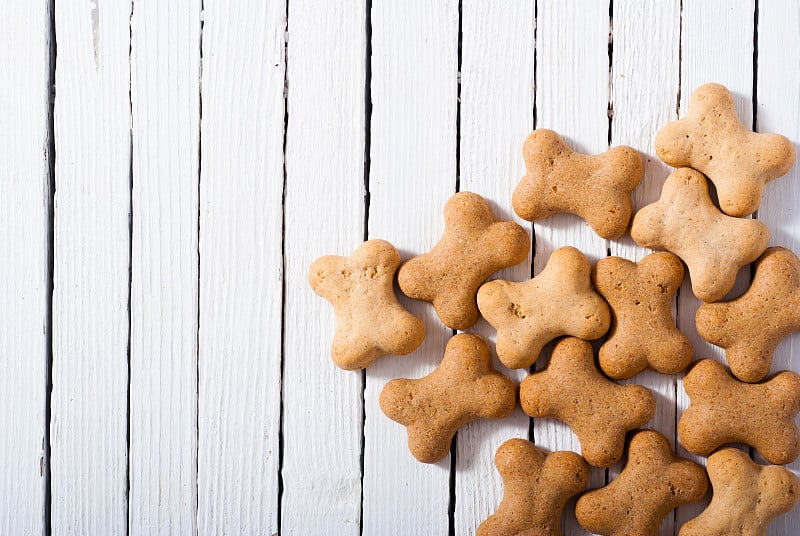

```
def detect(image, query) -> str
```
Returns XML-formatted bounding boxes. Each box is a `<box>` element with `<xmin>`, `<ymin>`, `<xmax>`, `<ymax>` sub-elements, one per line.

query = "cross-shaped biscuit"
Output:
<box><xmin>575</xmin><ymin>430</ymin><xmax>708</xmax><ymax>536</ymax></box>
<box><xmin>477</xmin><ymin>438</ymin><xmax>589</xmax><ymax>536</ymax></box>
<box><xmin>696</xmin><ymin>247</ymin><xmax>800</xmax><ymax>383</ymax></box>
<box><xmin>656</xmin><ymin>83</ymin><xmax>796</xmax><ymax>217</ymax></box>
<box><xmin>520</xmin><ymin>337</ymin><xmax>655</xmax><ymax>467</ymax></box>
<box><xmin>631</xmin><ymin>167</ymin><xmax>770</xmax><ymax>303</ymax></box>
<box><xmin>477</xmin><ymin>246</ymin><xmax>610</xmax><ymax>369</ymax></box>
<box><xmin>379</xmin><ymin>333</ymin><xmax>516</xmax><ymax>463</ymax></box>
<box><xmin>512</xmin><ymin>129</ymin><xmax>643</xmax><ymax>239</ymax></box>
<box><xmin>593</xmin><ymin>252</ymin><xmax>693</xmax><ymax>379</ymax></box>
<box><xmin>679</xmin><ymin>448</ymin><xmax>800</xmax><ymax>536</ymax></box>
<box><xmin>397</xmin><ymin>191</ymin><xmax>530</xmax><ymax>331</ymax></box>
<box><xmin>678</xmin><ymin>359</ymin><xmax>800</xmax><ymax>465</ymax></box>
<box><xmin>308</xmin><ymin>239</ymin><xmax>426</xmax><ymax>370</ymax></box>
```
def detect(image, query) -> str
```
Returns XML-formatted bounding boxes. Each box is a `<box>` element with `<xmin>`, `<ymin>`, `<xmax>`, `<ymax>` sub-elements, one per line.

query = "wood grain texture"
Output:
<box><xmin>756</xmin><ymin>1</ymin><xmax>800</xmax><ymax>533</ymax></box>
<box><xmin>197</xmin><ymin>1</ymin><xmax>284</xmax><ymax>533</ymax></box>
<box><xmin>4</xmin><ymin>3</ymin><xmax>800</xmax><ymax>535</ymax></box>
<box><xmin>608</xmin><ymin>3</ymin><xmax>681</xmax><ymax>534</ymax></box>
<box><xmin>675</xmin><ymin>0</ymin><xmax>756</xmax><ymax>529</ymax></box>
<box><xmin>0</xmin><ymin>1</ymin><xmax>51</xmax><ymax>533</ymax></box>
<box><xmin>50</xmin><ymin>1</ymin><xmax>132</xmax><ymax>533</ymax></box>
<box><xmin>454</xmin><ymin>2</ymin><xmax>534</xmax><ymax>534</ymax></box>
<box><xmin>533</xmin><ymin>0</ymin><xmax>611</xmax><ymax>264</ymax></box>
<box><xmin>129</xmin><ymin>1</ymin><xmax>200</xmax><ymax>534</ymax></box>
<box><xmin>282</xmin><ymin>1</ymin><xmax>366</xmax><ymax>534</ymax></box>
<box><xmin>532</xmin><ymin>2</ymin><xmax>610</xmax><ymax>532</ymax></box>
<box><xmin>362</xmin><ymin>1</ymin><xmax>458</xmax><ymax>533</ymax></box>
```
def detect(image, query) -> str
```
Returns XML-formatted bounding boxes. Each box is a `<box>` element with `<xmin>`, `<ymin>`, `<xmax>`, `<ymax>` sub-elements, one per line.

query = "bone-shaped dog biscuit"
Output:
<box><xmin>477</xmin><ymin>438</ymin><xmax>589</xmax><ymax>536</ymax></box>
<box><xmin>656</xmin><ymin>83</ymin><xmax>796</xmax><ymax>217</ymax></box>
<box><xmin>397</xmin><ymin>191</ymin><xmax>530</xmax><ymax>330</ymax></box>
<box><xmin>379</xmin><ymin>333</ymin><xmax>516</xmax><ymax>463</ymax></box>
<box><xmin>576</xmin><ymin>430</ymin><xmax>708</xmax><ymax>536</ymax></box>
<box><xmin>520</xmin><ymin>337</ymin><xmax>655</xmax><ymax>467</ymax></box>
<box><xmin>631</xmin><ymin>167</ymin><xmax>770</xmax><ymax>303</ymax></box>
<box><xmin>477</xmin><ymin>246</ymin><xmax>610</xmax><ymax>369</ymax></box>
<box><xmin>678</xmin><ymin>359</ymin><xmax>800</xmax><ymax>465</ymax></box>
<box><xmin>593</xmin><ymin>252</ymin><xmax>693</xmax><ymax>379</ymax></box>
<box><xmin>512</xmin><ymin>129</ymin><xmax>643</xmax><ymax>239</ymax></box>
<box><xmin>308</xmin><ymin>239</ymin><xmax>425</xmax><ymax>370</ymax></box>
<box><xmin>696</xmin><ymin>247</ymin><xmax>800</xmax><ymax>383</ymax></box>
<box><xmin>679</xmin><ymin>448</ymin><xmax>800</xmax><ymax>536</ymax></box>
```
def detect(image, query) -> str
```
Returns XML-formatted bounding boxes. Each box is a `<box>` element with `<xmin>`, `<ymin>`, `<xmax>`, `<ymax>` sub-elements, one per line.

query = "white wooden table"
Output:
<box><xmin>2</xmin><ymin>1</ymin><xmax>799</xmax><ymax>534</ymax></box>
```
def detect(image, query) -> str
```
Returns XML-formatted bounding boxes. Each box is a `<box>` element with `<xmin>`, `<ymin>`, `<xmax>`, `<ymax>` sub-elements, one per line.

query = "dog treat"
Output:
<box><xmin>631</xmin><ymin>167</ymin><xmax>770</xmax><ymax>302</ymax></box>
<box><xmin>519</xmin><ymin>337</ymin><xmax>655</xmax><ymax>467</ymax></box>
<box><xmin>308</xmin><ymin>239</ymin><xmax>425</xmax><ymax>370</ymax></box>
<box><xmin>593</xmin><ymin>252</ymin><xmax>692</xmax><ymax>379</ymax></box>
<box><xmin>511</xmin><ymin>129</ymin><xmax>643</xmax><ymax>239</ymax></box>
<box><xmin>379</xmin><ymin>333</ymin><xmax>516</xmax><ymax>463</ymax></box>
<box><xmin>477</xmin><ymin>246</ymin><xmax>610</xmax><ymax>369</ymax></box>
<box><xmin>477</xmin><ymin>438</ymin><xmax>589</xmax><ymax>536</ymax></box>
<box><xmin>397</xmin><ymin>191</ymin><xmax>530</xmax><ymax>330</ymax></box>
<box><xmin>679</xmin><ymin>448</ymin><xmax>800</xmax><ymax>536</ymax></box>
<box><xmin>575</xmin><ymin>430</ymin><xmax>708</xmax><ymax>536</ymax></box>
<box><xmin>696</xmin><ymin>247</ymin><xmax>800</xmax><ymax>383</ymax></box>
<box><xmin>656</xmin><ymin>83</ymin><xmax>796</xmax><ymax>217</ymax></box>
<box><xmin>678</xmin><ymin>359</ymin><xmax>800</xmax><ymax>465</ymax></box>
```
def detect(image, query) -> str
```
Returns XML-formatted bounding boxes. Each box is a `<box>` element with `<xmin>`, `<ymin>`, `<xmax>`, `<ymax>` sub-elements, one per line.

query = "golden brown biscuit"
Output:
<box><xmin>678</xmin><ymin>359</ymin><xmax>800</xmax><ymax>465</ymax></box>
<box><xmin>379</xmin><ymin>333</ymin><xmax>516</xmax><ymax>463</ymax></box>
<box><xmin>656</xmin><ymin>83</ymin><xmax>796</xmax><ymax>217</ymax></box>
<box><xmin>593</xmin><ymin>252</ymin><xmax>692</xmax><ymax>379</ymax></box>
<box><xmin>679</xmin><ymin>448</ymin><xmax>800</xmax><ymax>536</ymax></box>
<box><xmin>477</xmin><ymin>438</ymin><xmax>589</xmax><ymax>536</ymax></box>
<box><xmin>631</xmin><ymin>167</ymin><xmax>770</xmax><ymax>302</ymax></box>
<box><xmin>397</xmin><ymin>191</ymin><xmax>530</xmax><ymax>330</ymax></box>
<box><xmin>696</xmin><ymin>247</ymin><xmax>800</xmax><ymax>383</ymax></box>
<box><xmin>308</xmin><ymin>239</ymin><xmax>425</xmax><ymax>370</ymax></box>
<box><xmin>519</xmin><ymin>337</ymin><xmax>655</xmax><ymax>467</ymax></box>
<box><xmin>512</xmin><ymin>129</ymin><xmax>643</xmax><ymax>239</ymax></box>
<box><xmin>477</xmin><ymin>246</ymin><xmax>610</xmax><ymax>369</ymax></box>
<box><xmin>575</xmin><ymin>430</ymin><xmax>708</xmax><ymax>536</ymax></box>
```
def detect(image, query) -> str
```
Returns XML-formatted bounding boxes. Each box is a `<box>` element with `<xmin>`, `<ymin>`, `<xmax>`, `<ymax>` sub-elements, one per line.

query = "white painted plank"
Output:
<box><xmin>533</xmin><ymin>0</ymin><xmax>611</xmax><ymax>264</ymax></box>
<box><xmin>363</xmin><ymin>1</ymin><xmax>458</xmax><ymax>533</ymax></box>
<box><xmin>129</xmin><ymin>1</ymin><xmax>200</xmax><ymax>534</ymax></box>
<box><xmin>675</xmin><ymin>1</ymin><xmax>756</xmax><ymax>530</ymax></box>
<box><xmin>757</xmin><ymin>2</ymin><xmax>800</xmax><ymax>533</ymax></box>
<box><xmin>455</xmin><ymin>2</ymin><xmax>534</xmax><ymax>534</ymax></box>
<box><xmin>0</xmin><ymin>1</ymin><xmax>51</xmax><ymax>533</ymax></box>
<box><xmin>50</xmin><ymin>1</ymin><xmax>132</xmax><ymax>533</ymax></box>
<box><xmin>609</xmin><ymin>2</ymin><xmax>681</xmax><ymax>534</ymax></box>
<box><xmin>197</xmin><ymin>1</ymin><xmax>284</xmax><ymax>533</ymax></box>
<box><xmin>533</xmin><ymin>2</ymin><xmax>610</xmax><ymax>532</ymax></box>
<box><xmin>282</xmin><ymin>1</ymin><xmax>366</xmax><ymax>534</ymax></box>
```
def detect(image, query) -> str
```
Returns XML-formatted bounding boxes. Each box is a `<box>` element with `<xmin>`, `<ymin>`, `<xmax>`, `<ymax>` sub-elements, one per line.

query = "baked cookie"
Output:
<box><xmin>308</xmin><ymin>239</ymin><xmax>425</xmax><ymax>370</ymax></box>
<box><xmin>477</xmin><ymin>438</ymin><xmax>589</xmax><ymax>536</ymax></box>
<box><xmin>397</xmin><ymin>191</ymin><xmax>530</xmax><ymax>330</ymax></box>
<box><xmin>519</xmin><ymin>337</ymin><xmax>655</xmax><ymax>467</ymax></box>
<box><xmin>696</xmin><ymin>246</ymin><xmax>800</xmax><ymax>383</ymax></box>
<box><xmin>678</xmin><ymin>359</ymin><xmax>800</xmax><ymax>465</ymax></box>
<box><xmin>478</xmin><ymin>246</ymin><xmax>610</xmax><ymax>369</ymax></box>
<box><xmin>575</xmin><ymin>430</ymin><xmax>708</xmax><ymax>536</ymax></box>
<box><xmin>593</xmin><ymin>252</ymin><xmax>692</xmax><ymax>379</ymax></box>
<box><xmin>679</xmin><ymin>448</ymin><xmax>800</xmax><ymax>536</ymax></box>
<box><xmin>656</xmin><ymin>83</ymin><xmax>796</xmax><ymax>217</ymax></box>
<box><xmin>379</xmin><ymin>333</ymin><xmax>516</xmax><ymax>463</ymax></box>
<box><xmin>512</xmin><ymin>129</ymin><xmax>643</xmax><ymax>238</ymax></box>
<box><xmin>631</xmin><ymin>167</ymin><xmax>770</xmax><ymax>302</ymax></box>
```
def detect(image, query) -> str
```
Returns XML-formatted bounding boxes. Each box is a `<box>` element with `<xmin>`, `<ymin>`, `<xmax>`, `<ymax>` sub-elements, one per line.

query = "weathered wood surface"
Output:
<box><xmin>1</xmin><ymin>2</ymin><xmax>798</xmax><ymax>534</ymax></box>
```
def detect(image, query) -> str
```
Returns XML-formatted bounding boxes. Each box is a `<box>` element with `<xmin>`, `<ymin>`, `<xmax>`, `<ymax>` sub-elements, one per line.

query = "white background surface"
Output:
<box><xmin>1</xmin><ymin>0</ymin><xmax>799</xmax><ymax>534</ymax></box>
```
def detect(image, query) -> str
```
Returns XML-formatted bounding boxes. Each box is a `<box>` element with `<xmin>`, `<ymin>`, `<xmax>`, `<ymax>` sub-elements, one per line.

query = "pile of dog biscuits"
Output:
<box><xmin>308</xmin><ymin>83</ymin><xmax>800</xmax><ymax>536</ymax></box>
